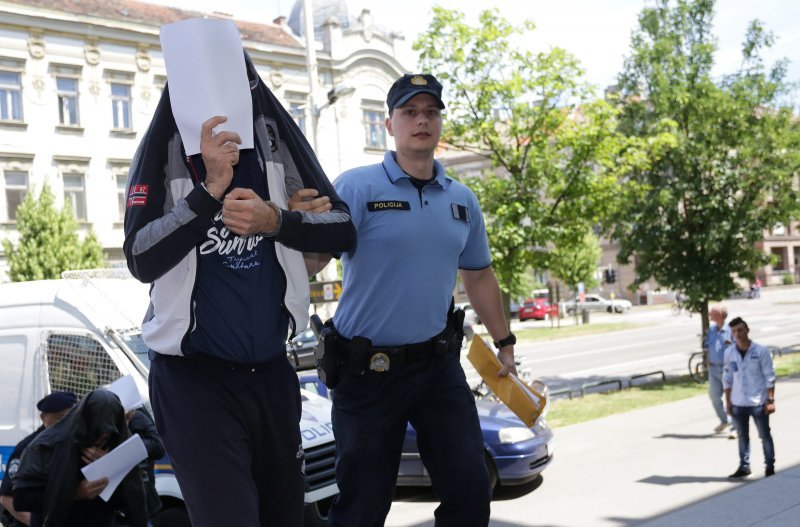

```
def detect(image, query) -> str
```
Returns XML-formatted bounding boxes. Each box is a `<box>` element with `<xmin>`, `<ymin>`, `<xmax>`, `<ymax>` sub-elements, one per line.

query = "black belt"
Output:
<box><xmin>339</xmin><ymin>331</ymin><xmax>449</xmax><ymax>373</ymax></box>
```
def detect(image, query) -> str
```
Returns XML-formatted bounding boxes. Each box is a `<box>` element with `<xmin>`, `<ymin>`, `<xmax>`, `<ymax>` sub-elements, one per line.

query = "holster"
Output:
<box><xmin>310</xmin><ymin>315</ymin><xmax>341</xmax><ymax>389</ymax></box>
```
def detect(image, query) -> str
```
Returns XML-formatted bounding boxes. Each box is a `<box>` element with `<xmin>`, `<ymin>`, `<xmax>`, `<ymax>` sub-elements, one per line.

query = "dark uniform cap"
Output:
<box><xmin>37</xmin><ymin>391</ymin><xmax>78</xmax><ymax>413</ymax></box>
<box><xmin>386</xmin><ymin>74</ymin><xmax>445</xmax><ymax>111</ymax></box>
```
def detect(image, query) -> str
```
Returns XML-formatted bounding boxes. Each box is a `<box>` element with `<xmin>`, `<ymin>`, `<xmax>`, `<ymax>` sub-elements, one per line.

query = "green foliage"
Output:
<box><xmin>415</xmin><ymin>8</ymin><xmax>657</xmax><ymax>304</ymax></box>
<box><xmin>3</xmin><ymin>183</ymin><xmax>105</xmax><ymax>281</ymax></box>
<box><xmin>783</xmin><ymin>274</ymin><xmax>795</xmax><ymax>285</ymax></box>
<box><xmin>549</xmin><ymin>230</ymin><xmax>601</xmax><ymax>291</ymax></box>
<box><xmin>613</xmin><ymin>0</ymin><xmax>800</xmax><ymax>333</ymax></box>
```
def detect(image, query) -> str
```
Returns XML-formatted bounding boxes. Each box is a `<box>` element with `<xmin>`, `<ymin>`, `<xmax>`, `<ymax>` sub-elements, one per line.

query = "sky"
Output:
<box><xmin>147</xmin><ymin>0</ymin><xmax>800</xmax><ymax>94</ymax></box>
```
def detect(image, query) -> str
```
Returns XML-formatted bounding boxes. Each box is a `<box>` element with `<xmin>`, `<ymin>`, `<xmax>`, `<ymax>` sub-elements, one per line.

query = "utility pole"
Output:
<box><xmin>302</xmin><ymin>0</ymin><xmax>319</xmax><ymax>152</ymax></box>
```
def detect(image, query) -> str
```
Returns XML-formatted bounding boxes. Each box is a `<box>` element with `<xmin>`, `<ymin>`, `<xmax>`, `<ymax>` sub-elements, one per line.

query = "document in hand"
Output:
<box><xmin>81</xmin><ymin>433</ymin><xmax>147</xmax><ymax>501</ymax></box>
<box><xmin>467</xmin><ymin>336</ymin><xmax>547</xmax><ymax>427</ymax></box>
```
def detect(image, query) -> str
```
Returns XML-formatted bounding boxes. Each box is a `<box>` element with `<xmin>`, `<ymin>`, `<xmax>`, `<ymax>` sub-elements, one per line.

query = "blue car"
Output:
<box><xmin>298</xmin><ymin>372</ymin><xmax>554</xmax><ymax>489</ymax></box>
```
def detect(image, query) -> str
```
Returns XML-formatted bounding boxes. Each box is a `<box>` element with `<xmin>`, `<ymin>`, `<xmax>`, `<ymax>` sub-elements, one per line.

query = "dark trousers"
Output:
<box><xmin>731</xmin><ymin>405</ymin><xmax>775</xmax><ymax>470</ymax></box>
<box><xmin>327</xmin><ymin>351</ymin><xmax>491</xmax><ymax>527</ymax></box>
<box><xmin>149</xmin><ymin>353</ymin><xmax>305</xmax><ymax>527</ymax></box>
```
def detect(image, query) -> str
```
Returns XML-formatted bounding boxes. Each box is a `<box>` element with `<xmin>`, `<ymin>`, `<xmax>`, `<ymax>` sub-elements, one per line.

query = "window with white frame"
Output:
<box><xmin>63</xmin><ymin>173</ymin><xmax>87</xmax><ymax>221</ymax></box>
<box><xmin>52</xmin><ymin>64</ymin><xmax>81</xmax><ymax>126</ymax></box>
<box><xmin>362</xmin><ymin>103</ymin><xmax>386</xmax><ymax>149</ymax></box>
<box><xmin>0</xmin><ymin>58</ymin><xmax>24</xmax><ymax>122</ymax></box>
<box><xmin>3</xmin><ymin>169</ymin><xmax>28</xmax><ymax>221</ymax></box>
<box><xmin>106</xmin><ymin>71</ymin><xmax>134</xmax><ymax>130</ymax></box>
<box><xmin>111</xmin><ymin>83</ymin><xmax>132</xmax><ymax>130</ymax></box>
<box><xmin>285</xmin><ymin>92</ymin><xmax>307</xmax><ymax>136</ymax></box>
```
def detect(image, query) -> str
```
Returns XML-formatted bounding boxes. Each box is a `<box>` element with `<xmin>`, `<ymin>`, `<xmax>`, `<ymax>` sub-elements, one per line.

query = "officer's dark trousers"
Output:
<box><xmin>149</xmin><ymin>353</ymin><xmax>305</xmax><ymax>527</ymax></box>
<box><xmin>328</xmin><ymin>350</ymin><xmax>491</xmax><ymax>527</ymax></box>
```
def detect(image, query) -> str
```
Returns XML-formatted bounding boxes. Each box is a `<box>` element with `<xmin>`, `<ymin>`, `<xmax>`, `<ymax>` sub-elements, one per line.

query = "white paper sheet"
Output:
<box><xmin>105</xmin><ymin>374</ymin><xmax>143</xmax><ymax>412</ymax></box>
<box><xmin>159</xmin><ymin>18</ymin><xmax>253</xmax><ymax>155</ymax></box>
<box><xmin>81</xmin><ymin>433</ymin><xmax>148</xmax><ymax>502</ymax></box>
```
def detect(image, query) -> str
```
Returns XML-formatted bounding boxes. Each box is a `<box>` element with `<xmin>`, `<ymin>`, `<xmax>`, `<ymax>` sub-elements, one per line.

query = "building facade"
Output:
<box><xmin>0</xmin><ymin>0</ymin><xmax>406</xmax><ymax>280</ymax></box>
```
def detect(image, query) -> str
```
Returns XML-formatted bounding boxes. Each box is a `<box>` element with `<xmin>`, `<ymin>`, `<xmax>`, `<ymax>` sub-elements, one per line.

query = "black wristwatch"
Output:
<box><xmin>493</xmin><ymin>332</ymin><xmax>516</xmax><ymax>349</ymax></box>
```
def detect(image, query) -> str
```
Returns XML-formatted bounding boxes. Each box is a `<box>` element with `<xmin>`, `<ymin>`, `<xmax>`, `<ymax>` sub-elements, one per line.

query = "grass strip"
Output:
<box><xmin>546</xmin><ymin>352</ymin><xmax>800</xmax><ymax>429</ymax></box>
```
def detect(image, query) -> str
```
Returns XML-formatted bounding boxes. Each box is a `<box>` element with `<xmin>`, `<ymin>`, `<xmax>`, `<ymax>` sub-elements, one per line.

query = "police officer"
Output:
<box><xmin>293</xmin><ymin>73</ymin><xmax>517</xmax><ymax>527</ymax></box>
<box><xmin>0</xmin><ymin>392</ymin><xmax>76</xmax><ymax>527</ymax></box>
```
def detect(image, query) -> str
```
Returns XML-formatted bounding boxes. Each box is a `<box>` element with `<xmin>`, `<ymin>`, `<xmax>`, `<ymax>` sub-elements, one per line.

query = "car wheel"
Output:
<box><xmin>566</xmin><ymin>308</ymin><xmax>575</xmax><ymax>316</ymax></box>
<box><xmin>485</xmin><ymin>452</ymin><xmax>499</xmax><ymax>492</ymax></box>
<box><xmin>606</xmin><ymin>306</ymin><xmax>613</xmax><ymax>313</ymax></box>
<box><xmin>151</xmin><ymin>506</ymin><xmax>191</xmax><ymax>527</ymax></box>
<box><xmin>615</xmin><ymin>306</ymin><xmax>624</xmax><ymax>313</ymax></box>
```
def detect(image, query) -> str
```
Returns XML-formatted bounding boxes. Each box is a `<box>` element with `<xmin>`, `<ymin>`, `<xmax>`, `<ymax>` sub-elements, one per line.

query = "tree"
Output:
<box><xmin>614</xmin><ymin>0</ymin><xmax>800</xmax><ymax>337</ymax></box>
<box><xmin>549</xmin><ymin>230</ymin><xmax>601</xmax><ymax>320</ymax></box>
<box><xmin>3</xmin><ymin>183</ymin><xmax>105</xmax><ymax>281</ymax></box>
<box><xmin>415</xmin><ymin>8</ymin><xmax>653</xmax><ymax>325</ymax></box>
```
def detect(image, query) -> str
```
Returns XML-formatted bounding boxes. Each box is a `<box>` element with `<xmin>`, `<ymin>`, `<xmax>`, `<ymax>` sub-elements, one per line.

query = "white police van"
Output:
<box><xmin>0</xmin><ymin>270</ymin><xmax>337</xmax><ymax>526</ymax></box>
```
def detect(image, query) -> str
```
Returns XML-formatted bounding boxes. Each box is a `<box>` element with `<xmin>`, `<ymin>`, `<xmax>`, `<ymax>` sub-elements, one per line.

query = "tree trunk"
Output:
<box><xmin>699</xmin><ymin>298</ymin><xmax>710</xmax><ymax>350</ymax></box>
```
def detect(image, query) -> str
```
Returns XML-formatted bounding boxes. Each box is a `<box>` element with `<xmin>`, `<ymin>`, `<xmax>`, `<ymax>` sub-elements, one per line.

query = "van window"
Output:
<box><xmin>0</xmin><ymin>335</ymin><xmax>26</xmax><ymax>427</ymax></box>
<box><xmin>45</xmin><ymin>333</ymin><xmax>122</xmax><ymax>398</ymax></box>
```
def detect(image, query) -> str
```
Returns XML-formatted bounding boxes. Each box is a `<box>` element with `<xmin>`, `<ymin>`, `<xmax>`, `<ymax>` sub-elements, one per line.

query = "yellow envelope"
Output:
<box><xmin>467</xmin><ymin>335</ymin><xmax>547</xmax><ymax>427</ymax></box>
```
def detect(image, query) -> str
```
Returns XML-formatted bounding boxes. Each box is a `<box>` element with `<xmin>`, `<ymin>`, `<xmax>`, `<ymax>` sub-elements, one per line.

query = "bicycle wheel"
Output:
<box><xmin>688</xmin><ymin>352</ymin><xmax>707</xmax><ymax>383</ymax></box>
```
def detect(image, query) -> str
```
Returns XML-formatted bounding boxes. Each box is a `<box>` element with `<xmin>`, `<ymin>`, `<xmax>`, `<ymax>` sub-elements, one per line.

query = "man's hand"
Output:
<box><xmin>765</xmin><ymin>401</ymin><xmax>776</xmax><ymax>415</ymax></box>
<box><xmin>75</xmin><ymin>477</ymin><xmax>108</xmax><ymax>500</ymax></box>
<box><xmin>288</xmin><ymin>189</ymin><xmax>332</xmax><ymax>213</ymax></box>
<box><xmin>222</xmin><ymin>188</ymin><xmax>280</xmax><ymax>236</ymax></box>
<box><xmin>200</xmin><ymin>115</ymin><xmax>241</xmax><ymax>200</ymax></box>
<box><xmin>497</xmin><ymin>347</ymin><xmax>518</xmax><ymax>377</ymax></box>
<box><xmin>81</xmin><ymin>446</ymin><xmax>108</xmax><ymax>465</ymax></box>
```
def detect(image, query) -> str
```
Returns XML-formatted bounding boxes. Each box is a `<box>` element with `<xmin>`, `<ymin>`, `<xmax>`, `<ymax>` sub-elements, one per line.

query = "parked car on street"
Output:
<box><xmin>298</xmin><ymin>372</ymin><xmax>555</xmax><ymax>490</ymax></box>
<box><xmin>518</xmin><ymin>298</ymin><xmax>559</xmax><ymax>321</ymax></box>
<box><xmin>562</xmin><ymin>294</ymin><xmax>632</xmax><ymax>315</ymax></box>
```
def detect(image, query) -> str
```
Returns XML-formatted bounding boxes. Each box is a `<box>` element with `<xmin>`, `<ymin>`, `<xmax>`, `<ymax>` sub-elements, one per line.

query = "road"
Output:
<box><xmin>463</xmin><ymin>286</ymin><xmax>800</xmax><ymax>393</ymax></box>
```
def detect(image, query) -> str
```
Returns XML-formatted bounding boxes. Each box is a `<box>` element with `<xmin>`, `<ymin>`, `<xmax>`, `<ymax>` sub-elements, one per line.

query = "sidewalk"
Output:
<box><xmin>385</xmin><ymin>375</ymin><xmax>800</xmax><ymax>526</ymax></box>
<box><xmin>641</xmin><ymin>463</ymin><xmax>800</xmax><ymax>526</ymax></box>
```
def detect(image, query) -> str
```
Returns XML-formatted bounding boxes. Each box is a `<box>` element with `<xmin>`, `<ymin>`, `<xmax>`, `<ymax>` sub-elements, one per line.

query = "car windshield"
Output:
<box><xmin>117</xmin><ymin>330</ymin><xmax>151</xmax><ymax>371</ymax></box>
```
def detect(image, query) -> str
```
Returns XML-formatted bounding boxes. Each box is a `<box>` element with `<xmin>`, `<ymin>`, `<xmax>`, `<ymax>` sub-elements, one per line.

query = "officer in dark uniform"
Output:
<box><xmin>291</xmin><ymin>73</ymin><xmax>518</xmax><ymax>527</ymax></box>
<box><xmin>0</xmin><ymin>392</ymin><xmax>76</xmax><ymax>527</ymax></box>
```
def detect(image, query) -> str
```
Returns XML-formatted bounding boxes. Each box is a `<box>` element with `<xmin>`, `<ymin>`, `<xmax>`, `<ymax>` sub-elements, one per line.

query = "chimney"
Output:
<box><xmin>273</xmin><ymin>16</ymin><xmax>287</xmax><ymax>27</ymax></box>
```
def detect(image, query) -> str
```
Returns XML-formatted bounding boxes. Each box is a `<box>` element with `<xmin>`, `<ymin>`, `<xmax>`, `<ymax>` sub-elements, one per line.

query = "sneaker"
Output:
<box><xmin>728</xmin><ymin>431</ymin><xmax>737</xmax><ymax>440</ymax></box>
<box><xmin>729</xmin><ymin>467</ymin><xmax>751</xmax><ymax>478</ymax></box>
<box><xmin>766</xmin><ymin>467</ymin><xmax>775</xmax><ymax>477</ymax></box>
<box><xmin>714</xmin><ymin>422</ymin><xmax>728</xmax><ymax>433</ymax></box>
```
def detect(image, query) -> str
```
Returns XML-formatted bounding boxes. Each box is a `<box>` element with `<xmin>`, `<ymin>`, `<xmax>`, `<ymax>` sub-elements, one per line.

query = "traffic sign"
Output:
<box><xmin>309</xmin><ymin>280</ymin><xmax>342</xmax><ymax>303</ymax></box>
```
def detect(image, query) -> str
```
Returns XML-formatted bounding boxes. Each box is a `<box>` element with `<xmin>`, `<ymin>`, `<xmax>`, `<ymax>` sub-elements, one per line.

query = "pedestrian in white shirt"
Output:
<box><xmin>723</xmin><ymin>317</ymin><xmax>776</xmax><ymax>478</ymax></box>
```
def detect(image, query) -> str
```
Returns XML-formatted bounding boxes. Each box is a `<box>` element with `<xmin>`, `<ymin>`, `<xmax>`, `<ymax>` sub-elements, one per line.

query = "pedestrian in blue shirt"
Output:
<box><xmin>292</xmin><ymin>73</ymin><xmax>517</xmax><ymax>527</ymax></box>
<box><xmin>706</xmin><ymin>305</ymin><xmax>734</xmax><ymax>437</ymax></box>
<box><xmin>723</xmin><ymin>317</ymin><xmax>777</xmax><ymax>478</ymax></box>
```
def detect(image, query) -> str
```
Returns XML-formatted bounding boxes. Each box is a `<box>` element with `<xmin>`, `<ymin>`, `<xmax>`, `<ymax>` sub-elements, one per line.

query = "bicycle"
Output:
<box><xmin>671</xmin><ymin>293</ymin><xmax>687</xmax><ymax>316</ymax></box>
<box><xmin>688</xmin><ymin>350</ymin><xmax>708</xmax><ymax>383</ymax></box>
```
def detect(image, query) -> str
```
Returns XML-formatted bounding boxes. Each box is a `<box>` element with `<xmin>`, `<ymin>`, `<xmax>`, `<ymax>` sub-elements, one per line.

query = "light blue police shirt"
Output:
<box><xmin>332</xmin><ymin>151</ymin><xmax>491</xmax><ymax>346</ymax></box>
<box><xmin>705</xmin><ymin>324</ymin><xmax>732</xmax><ymax>366</ymax></box>
<box><xmin>722</xmin><ymin>341</ymin><xmax>776</xmax><ymax>407</ymax></box>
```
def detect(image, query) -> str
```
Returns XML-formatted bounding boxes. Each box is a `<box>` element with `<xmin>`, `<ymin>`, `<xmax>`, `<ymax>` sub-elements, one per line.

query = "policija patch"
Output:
<box><xmin>451</xmin><ymin>203</ymin><xmax>469</xmax><ymax>222</ymax></box>
<box><xmin>367</xmin><ymin>200</ymin><xmax>410</xmax><ymax>211</ymax></box>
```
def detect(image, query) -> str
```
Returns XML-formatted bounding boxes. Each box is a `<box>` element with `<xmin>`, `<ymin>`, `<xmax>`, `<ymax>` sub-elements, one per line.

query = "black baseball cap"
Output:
<box><xmin>37</xmin><ymin>391</ymin><xmax>77</xmax><ymax>413</ymax></box>
<box><xmin>386</xmin><ymin>74</ymin><xmax>445</xmax><ymax>111</ymax></box>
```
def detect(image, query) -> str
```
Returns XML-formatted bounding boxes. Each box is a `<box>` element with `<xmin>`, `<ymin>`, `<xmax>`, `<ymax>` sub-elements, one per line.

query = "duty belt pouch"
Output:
<box><xmin>448</xmin><ymin>307</ymin><xmax>466</xmax><ymax>353</ymax></box>
<box><xmin>310</xmin><ymin>315</ymin><xmax>341</xmax><ymax>389</ymax></box>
